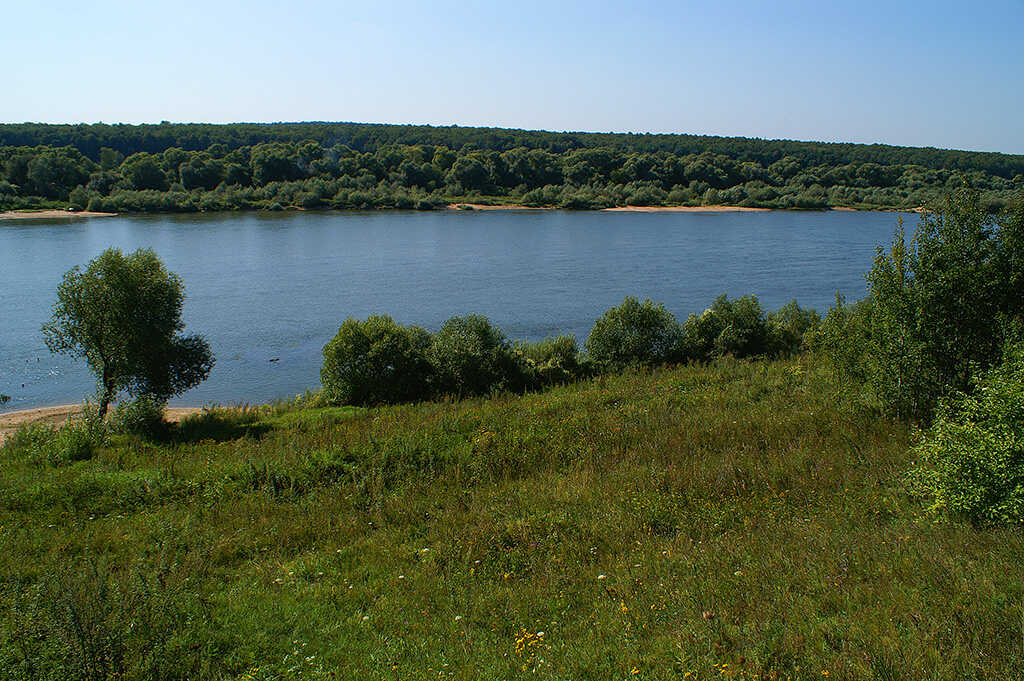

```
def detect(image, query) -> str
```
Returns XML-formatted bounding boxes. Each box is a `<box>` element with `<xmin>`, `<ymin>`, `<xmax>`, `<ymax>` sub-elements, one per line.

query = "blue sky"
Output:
<box><xmin>4</xmin><ymin>0</ymin><xmax>1023</xmax><ymax>153</ymax></box>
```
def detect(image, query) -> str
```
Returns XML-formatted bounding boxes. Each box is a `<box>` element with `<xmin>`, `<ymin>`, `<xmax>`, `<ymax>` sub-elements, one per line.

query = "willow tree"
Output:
<box><xmin>43</xmin><ymin>247</ymin><xmax>214</xmax><ymax>417</ymax></box>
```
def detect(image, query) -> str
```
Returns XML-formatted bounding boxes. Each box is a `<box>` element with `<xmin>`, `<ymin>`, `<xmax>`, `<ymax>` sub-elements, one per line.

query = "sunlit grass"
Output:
<box><xmin>1</xmin><ymin>357</ymin><xmax>1021</xmax><ymax>680</ymax></box>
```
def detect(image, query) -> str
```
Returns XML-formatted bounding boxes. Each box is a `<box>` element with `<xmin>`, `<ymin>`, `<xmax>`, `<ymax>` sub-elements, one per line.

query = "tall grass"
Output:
<box><xmin>1</xmin><ymin>358</ymin><xmax>1021</xmax><ymax>679</ymax></box>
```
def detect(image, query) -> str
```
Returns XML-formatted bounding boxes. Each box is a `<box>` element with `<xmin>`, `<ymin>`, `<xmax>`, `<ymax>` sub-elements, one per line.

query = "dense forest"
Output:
<box><xmin>2</xmin><ymin>122</ymin><xmax>1022</xmax><ymax>213</ymax></box>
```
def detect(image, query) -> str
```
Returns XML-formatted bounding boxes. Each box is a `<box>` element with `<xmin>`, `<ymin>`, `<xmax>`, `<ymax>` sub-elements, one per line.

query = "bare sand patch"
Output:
<box><xmin>0</xmin><ymin>210</ymin><xmax>117</xmax><ymax>220</ymax></box>
<box><xmin>447</xmin><ymin>203</ymin><xmax>545</xmax><ymax>211</ymax></box>
<box><xmin>603</xmin><ymin>205</ymin><xmax>771</xmax><ymax>213</ymax></box>
<box><xmin>0</xmin><ymin>404</ymin><xmax>201</xmax><ymax>444</ymax></box>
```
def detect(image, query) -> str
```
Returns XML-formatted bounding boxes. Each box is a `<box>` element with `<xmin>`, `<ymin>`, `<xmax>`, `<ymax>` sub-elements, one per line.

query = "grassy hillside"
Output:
<box><xmin>2</xmin><ymin>358</ymin><xmax>1022</xmax><ymax>680</ymax></box>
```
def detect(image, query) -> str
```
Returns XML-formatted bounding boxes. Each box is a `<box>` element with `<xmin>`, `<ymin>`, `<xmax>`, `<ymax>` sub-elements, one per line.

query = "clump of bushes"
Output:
<box><xmin>321</xmin><ymin>315</ymin><xmax>433</xmax><ymax>405</ymax></box>
<box><xmin>427</xmin><ymin>315</ymin><xmax>530</xmax><ymax>397</ymax></box>
<box><xmin>818</xmin><ymin>190</ymin><xmax>1023</xmax><ymax>421</ymax></box>
<box><xmin>584</xmin><ymin>297</ymin><xmax>683</xmax><ymax>371</ymax></box>
<box><xmin>909</xmin><ymin>344</ymin><xmax>1024</xmax><ymax>525</ymax></box>
<box><xmin>110</xmin><ymin>395</ymin><xmax>169</xmax><ymax>440</ymax></box>
<box><xmin>321</xmin><ymin>297</ymin><xmax>819</xmax><ymax>407</ymax></box>
<box><xmin>516</xmin><ymin>335</ymin><xmax>586</xmax><ymax>387</ymax></box>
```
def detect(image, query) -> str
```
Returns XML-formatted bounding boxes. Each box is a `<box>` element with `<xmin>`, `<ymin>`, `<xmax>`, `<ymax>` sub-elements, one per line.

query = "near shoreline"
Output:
<box><xmin>0</xmin><ymin>404</ymin><xmax>201</xmax><ymax>444</ymax></box>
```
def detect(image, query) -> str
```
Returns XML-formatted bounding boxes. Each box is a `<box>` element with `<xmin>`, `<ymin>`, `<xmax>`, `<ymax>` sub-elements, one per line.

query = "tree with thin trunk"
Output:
<box><xmin>43</xmin><ymin>247</ymin><xmax>214</xmax><ymax>418</ymax></box>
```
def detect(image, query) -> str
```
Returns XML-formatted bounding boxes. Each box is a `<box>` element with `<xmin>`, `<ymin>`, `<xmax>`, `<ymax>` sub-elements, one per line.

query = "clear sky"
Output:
<box><xmin>4</xmin><ymin>0</ymin><xmax>1023</xmax><ymax>154</ymax></box>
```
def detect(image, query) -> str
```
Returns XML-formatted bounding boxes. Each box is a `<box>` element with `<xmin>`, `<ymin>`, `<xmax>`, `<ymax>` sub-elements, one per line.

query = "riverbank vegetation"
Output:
<box><xmin>1</xmin><ymin>122</ymin><xmax>1022</xmax><ymax>214</ymax></box>
<box><xmin>2</xmin><ymin>191</ymin><xmax>1023</xmax><ymax>678</ymax></box>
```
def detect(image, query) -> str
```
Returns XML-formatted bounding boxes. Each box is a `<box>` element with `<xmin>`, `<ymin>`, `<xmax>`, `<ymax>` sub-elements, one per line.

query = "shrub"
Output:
<box><xmin>585</xmin><ymin>297</ymin><xmax>683</xmax><ymax>371</ymax></box>
<box><xmin>682</xmin><ymin>294</ymin><xmax>771</xmax><ymax>361</ymax></box>
<box><xmin>516</xmin><ymin>334</ymin><xmax>585</xmax><ymax>388</ymax></box>
<box><xmin>822</xmin><ymin>190</ymin><xmax>1021</xmax><ymax>420</ymax></box>
<box><xmin>910</xmin><ymin>344</ymin><xmax>1024</xmax><ymax>525</ymax></box>
<box><xmin>111</xmin><ymin>395</ymin><xmax>169</xmax><ymax>440</ymax></box>
<box><xmin>2</xmin><ymin>403</ymin><xmax>107</xmax><ymax>465</ymax></box>
<box><xmin>321</xmin><ymin>315</ymin><xmax>433</xmax><ymax>405</ymax></box>
<box><xmin>427</xmin><ymin>315</ymin><xmax>528</xmax><ymax>397</ymax></box>
<box><xmin>767</xmin><ymin>300</ymin><xmax>821</xmax><ymax>356</ymax></box>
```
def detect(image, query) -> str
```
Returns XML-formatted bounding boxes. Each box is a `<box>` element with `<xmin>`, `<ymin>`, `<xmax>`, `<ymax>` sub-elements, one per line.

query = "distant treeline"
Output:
<box><xmin>1</xmin><ymin>122</ymin><xmax>1022</xmax><ymax>213</ymax></box>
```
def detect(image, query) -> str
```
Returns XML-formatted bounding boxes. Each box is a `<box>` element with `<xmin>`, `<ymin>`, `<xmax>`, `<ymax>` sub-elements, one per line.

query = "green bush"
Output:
<box><xmin>910</xmin><ymin>344</ymin><xmax>1024</xmax><ymax>525</ymax></box>
<box><xmin>321</xmin><ymin>315</ymin><xmax>433</xmax><ymax>405</ymax></box>
<box><xmin>682</xmin><ymin>294</ymin><xmax>771</xmax><ymax>361</ymax></box>
<box><xmin>767</xmin><ymin>300</ymin><xmax>821</xmax><ymax>357</ymax></box>
<box><xmin>822</xmin><ymin>190</ymin><xmax>1022</xmax><ymax>420</ymax></box>
<box><xmin>516</xmin><ymin>334</ymin><xmax>585</xmax><ymax>387</ymax></box>
<box><xmin>111</xmin><ymin>395</ymin><xmax>169</xmax><ymax>440</ymax></box>
<box><xmin>584</xmin><ymin>297</ymin><xmax>683</xmax><ymax>371</ymax></box>
<box><xmin>427</xmin><ymin>315</ymin><xmax>528</xmax><ymax>397</ymax></box>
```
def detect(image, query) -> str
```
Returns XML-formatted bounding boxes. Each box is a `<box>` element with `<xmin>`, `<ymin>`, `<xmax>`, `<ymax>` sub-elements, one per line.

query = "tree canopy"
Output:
<box><xmin>42</xmin><ymin>248</ymin><xmax>214</xmax><ymax>416</ymax></box>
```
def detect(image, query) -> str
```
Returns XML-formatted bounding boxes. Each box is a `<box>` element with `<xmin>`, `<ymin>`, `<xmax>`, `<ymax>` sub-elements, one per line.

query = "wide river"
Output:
<box><xmin>0</xmin><ymin>209</ymin><xmax>914</xmax><ymax>411</ymax></box>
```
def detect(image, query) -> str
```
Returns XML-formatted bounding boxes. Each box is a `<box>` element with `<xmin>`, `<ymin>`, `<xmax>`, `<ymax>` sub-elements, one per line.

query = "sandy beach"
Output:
<box><xmin>445</xmin><ymin>203</ymin><xmax>880</xmax><ymax>213</ymax></box>
<box><xmin>446</xmin><ymin>203</ymin><xmax>546</xmax><ymax>211</ymax></box>
<box><xmin>0</xmin><ymin>210</ymin><xmax>118</xmax><ymax>220</ymax></box>
<box><xmin>0</xmin><ymin>404</ymin><xmax>201</xmax><ymax>444</ymax></box>
<box><xmin>603</xmin><ymin>205</ymin><xmax>771</xmax><ymax>213</ymax></box>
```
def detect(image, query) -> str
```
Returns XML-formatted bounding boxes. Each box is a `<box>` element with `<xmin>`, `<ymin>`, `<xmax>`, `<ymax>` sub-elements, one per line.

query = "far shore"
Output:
<box><xmin>0</xmin><ymin>404</ymin><xmax>201</xmax><ymax>444</ymax></box>
<box><xmin>0</xmin><ymin>209</ymin><xmax>118</xmax><ymax>220</ymax></box>
<box><xmin>0</xmin><ymin>205</ymin><xmax>923</xmax><ymax>221</ymax></box>
<box><xmin>445</xmin><ymin>202</ymin><xmax>911</xmax><ymax>213</ymax></box>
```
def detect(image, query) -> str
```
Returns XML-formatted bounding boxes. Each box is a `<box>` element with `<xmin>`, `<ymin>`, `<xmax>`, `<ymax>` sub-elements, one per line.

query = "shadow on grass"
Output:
<box><xmin>173</xmin><ymin>408</ymin><xmax>274</xmax><ymax>443</ymax></box>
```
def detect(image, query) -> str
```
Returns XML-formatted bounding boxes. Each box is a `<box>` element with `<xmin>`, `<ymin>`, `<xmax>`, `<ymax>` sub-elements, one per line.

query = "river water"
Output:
<box><xmin>0</xmin><ymin>209</ymin><xmax>913</xmax><ymax>410</ymax></box>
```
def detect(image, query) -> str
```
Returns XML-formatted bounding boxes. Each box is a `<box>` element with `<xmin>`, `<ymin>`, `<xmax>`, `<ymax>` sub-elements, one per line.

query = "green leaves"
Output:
<box><xmin>42</xmin><ymin>248</ymin><xmax>214</xmax><ymax>415</ymax></box>
<box><xmin>584</xmin><ymin>297</ymin><xmax>683</xmax><ymax>371</ymax></box>
<box><xmin>910</xmin><ymin>344</ymin><xmax>1024</xmax><ymax>525</ymax></box>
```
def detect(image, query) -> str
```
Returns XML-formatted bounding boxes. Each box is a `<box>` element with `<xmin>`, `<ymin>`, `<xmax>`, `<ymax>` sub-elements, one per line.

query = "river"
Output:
<box><xmin>0</xmin><ymin>208</ymin><xmax>914</xmax><ymax>410</ymax></box>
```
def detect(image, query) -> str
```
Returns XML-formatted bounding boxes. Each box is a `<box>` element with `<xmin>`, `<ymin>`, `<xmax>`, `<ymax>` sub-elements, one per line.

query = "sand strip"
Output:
<box><xmin>0</xmin><ymin>210</ymin><xmax>118</xmax><ymax>220</ymax></box>
<box><xmin>603</xmin><ymin>205</ymin><xmax>771</xmax><ymax>213</ymax></box>
<box><xmin>0</xmin><ymin>404</ymin><xmax>201</xmax><ymax>445</ymax></box>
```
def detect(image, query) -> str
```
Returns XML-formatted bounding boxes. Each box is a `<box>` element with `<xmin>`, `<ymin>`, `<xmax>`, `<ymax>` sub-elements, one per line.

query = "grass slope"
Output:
<box><xmin>1</xmin><ymin>358</ymin><xmax>1021</xmax><ymax>680</ymax></box>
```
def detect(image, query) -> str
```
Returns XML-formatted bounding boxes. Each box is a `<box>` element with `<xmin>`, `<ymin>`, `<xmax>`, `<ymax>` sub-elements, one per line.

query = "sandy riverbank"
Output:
<box><xmin>0</xmin><ymin>210</ymin><xmax>118</xmax><ymax>220</ymax></box>
<box><xmin>447</xmin><ymin>203</ymin><xmax>546</xmax><ymax>211</ymax></box>
<box><xmin>445</xmin><ymin>203</ymin><xmax>888</xmax><ymax>213</ymax></box>
<box><xmin>0</xmin><ymin>404</ymin><xmax>201</xmax><ymax>444</ymax></box>
<box><xmin>604</xmin><ymin>205</ymin><xmax>771</xmax><ymax>213</ymax></box>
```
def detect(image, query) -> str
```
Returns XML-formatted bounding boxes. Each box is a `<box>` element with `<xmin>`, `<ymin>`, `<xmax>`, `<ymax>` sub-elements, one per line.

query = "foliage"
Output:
<box><xmin>584</xmin><ymin>296</ymin><xmax>683</xmax><ymax>370</ymax></box>
<box><xmin>682</xmin><ymin>294</ymin><xmax>773</xmax><ymax>361</ymax></box>
<box><xmin>2</xmin><ymin>124</ymin><xmax>1022</xmax><ymax>212</ymax></box>
<box><xmin>822</xmin><ymin>190</ymin><xmax>1022</xmax><ymax>420</ymax></box>
<box><xmin>766</xmin><ymin>299</ymin><xmax>821</xmax><ymax>356</ymax></box>
<box><xmin>515</xmin><ymin>334</ymin><xmax>586</xmax><ymax>387</ymax></box>
<box><xmin>427</xmin><ymin>314</ymin><xmax>529</xmax><ymax>397</ymax></box>
<box><xmin>110</xmin><ymin>395</ymin><xmax>169</xmax><ymax>440</ymax></box>
<box><xmin>1</xmin><ymin>403</ymin><xmax>107</xmax><ymax>466</ymax></box>
<box><xmin>42</xmin><ymin>248</ymin><xmax>214</xmax><ymax>416</ymax></box>
<box><xmin>320</xmin><ymin>315</ymin><xmax>433</xmax><ymax>406</ymax></box>
<box><xmin>910</xmin><ymin>344</ymin><xmax>1024</xmax><ymax>525</ymax></box>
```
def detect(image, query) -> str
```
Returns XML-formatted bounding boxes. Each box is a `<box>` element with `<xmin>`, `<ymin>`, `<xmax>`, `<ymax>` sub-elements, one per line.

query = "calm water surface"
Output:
<box><xmin>0</xmin><ymin>209</ymin><xmax>913</xmax><ymax>411</ymax></box>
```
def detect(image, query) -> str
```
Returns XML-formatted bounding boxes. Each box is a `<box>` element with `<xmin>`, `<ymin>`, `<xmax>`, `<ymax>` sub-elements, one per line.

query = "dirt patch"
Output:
<box><xmin>0</xmin><ymin>404</ymin><xmax>201</xmax><ymax>444</ymax></box>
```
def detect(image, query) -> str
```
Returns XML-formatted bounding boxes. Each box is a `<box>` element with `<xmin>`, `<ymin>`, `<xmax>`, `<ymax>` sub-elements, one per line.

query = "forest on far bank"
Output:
<box><xmin>2</xmin><ymin>121</ymin><xmax>1022</xmax><ymax>213</ymax></box>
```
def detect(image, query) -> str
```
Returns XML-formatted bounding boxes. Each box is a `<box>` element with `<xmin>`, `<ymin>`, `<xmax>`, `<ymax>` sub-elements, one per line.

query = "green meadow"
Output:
<box><xmin>3</xmin><ymin>357</ymin><xmax>1021</xmax><ymax>680</ymax></box>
